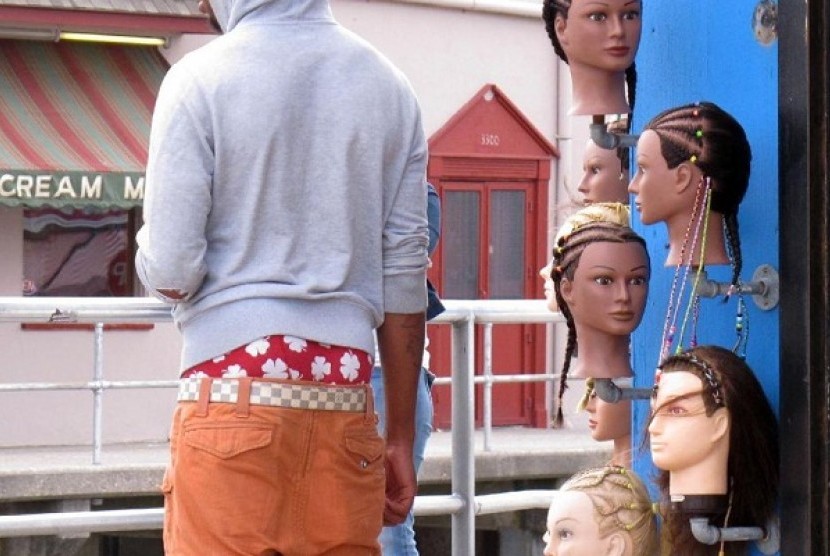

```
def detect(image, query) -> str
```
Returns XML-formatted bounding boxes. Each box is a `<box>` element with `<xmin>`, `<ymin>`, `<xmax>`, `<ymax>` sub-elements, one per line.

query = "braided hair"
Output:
<box><xmin>644</xmin><ymin>102</ymin><xmax>751</xmax><ymax>288</ymax></box>
<box><xmin>558</xmin><ymin>466</ymin><xmax>658</xmax><ymax>556</ymax></box>
<box><xmin>542</xmin><ymin>0</ymin><xmax>638</xmax><ymax>113</ymax></box>
<box><xmin>650</xmin><ymin>346</ymin><xmax>778</xmax><ymax>555</ymax></box>
<box><xmin>551</xmin><ymin>221</ymin><xmax>647</xmax><ymax>426</ymax></box>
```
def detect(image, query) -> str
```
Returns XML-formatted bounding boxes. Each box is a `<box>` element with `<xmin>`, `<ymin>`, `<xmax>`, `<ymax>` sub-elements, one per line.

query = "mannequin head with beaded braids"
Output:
<box><xmin>629</xmin><ymin>102</ymin><xmax>751</xmax><ymax>287</ymax></box>
<box><xmin>550</xmin><ymin>218</ymin><xmax>649</xmax><ymax>426</ymax></box>
<box><xmin>648</xmin><ymin>345</ymin><xmax>778</xmax><ymax>555</ymax></box>
<box><xmin>542</xmin><ymin>0</ymin><xmax>641</xmax><ymax>116</ymax></box>
<box><xmin>543</xmin><ymin>465</ymin><xmax>658</xmax><ymax>556</ymax></box>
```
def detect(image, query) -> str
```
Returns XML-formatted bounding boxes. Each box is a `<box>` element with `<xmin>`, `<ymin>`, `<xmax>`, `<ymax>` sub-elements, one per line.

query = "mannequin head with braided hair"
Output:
<box><xmin>628</xmin><ymin>102</ymin><xmax>751</xmax><ymax>287</ymax></box>
<box><xmin>549</xmin><ymin>218</ymin><xmax>649</xmax><ymax>426</ymax></box>
<box><xmin>543</xmin><ymin>465</ymin><xmax>658</xmax><ymax>556</ymax></box>
<box><xmin>542</xmin><ymin>0</ymin><xmax>641</xmax><ymax>115</ymax></box>
<box><xmin>647</xmin><ymin>345</ymin><xmax>778</xmax><ymax>555</ymax></box>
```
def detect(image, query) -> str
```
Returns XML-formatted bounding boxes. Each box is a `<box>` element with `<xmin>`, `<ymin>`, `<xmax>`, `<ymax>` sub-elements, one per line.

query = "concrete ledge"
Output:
<box><xmin>0</xmin><ymin>428</ymin><xmax>610</xmax><ymax>502</ymax></box>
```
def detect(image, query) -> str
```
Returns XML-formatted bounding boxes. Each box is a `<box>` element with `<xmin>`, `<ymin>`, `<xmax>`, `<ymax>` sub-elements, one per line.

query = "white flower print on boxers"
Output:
<box><xmin>310</xmin><ymin>356</ymin><xmax>331</xmax><ymax>381</ymax></box>
<box><xmin>339</xmin><ymin>352</ymin><xmax>361</xmax><ymax>382</ymax></box>
<box><xmin>285</xmin><ymin>336</ymin><xmax>308</xmax><ymax>353</ymax></box>
<box><xmin>222</xmin><ymin>364</ymin><xmax>248</xmax><ymax>378</ymax></box>
<box><xmin>245</xmin><ymin>338</ymin><xmax>270</xmax><ymax>357</ymax></box>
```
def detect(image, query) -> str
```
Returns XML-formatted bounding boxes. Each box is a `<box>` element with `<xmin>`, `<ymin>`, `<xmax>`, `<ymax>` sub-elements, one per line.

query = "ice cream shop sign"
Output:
<box><xmin>0</xmin><ymin>172</ymin><xmax>145</xmax><ymax>208</ymax></box>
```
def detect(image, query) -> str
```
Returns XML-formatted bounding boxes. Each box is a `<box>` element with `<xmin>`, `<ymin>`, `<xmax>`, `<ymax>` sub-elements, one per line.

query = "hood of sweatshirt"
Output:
<box><xmin>209</xmin><ymin>0</ymin><xmax>332</xmax><ymax>34</ymax></box>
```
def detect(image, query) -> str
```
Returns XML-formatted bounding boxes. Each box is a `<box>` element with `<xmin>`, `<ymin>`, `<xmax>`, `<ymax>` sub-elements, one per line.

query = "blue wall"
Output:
<box><xmin>629</xmin><ymin>2</ymin><xmax>779</xmax><ymax>552</ymax></box>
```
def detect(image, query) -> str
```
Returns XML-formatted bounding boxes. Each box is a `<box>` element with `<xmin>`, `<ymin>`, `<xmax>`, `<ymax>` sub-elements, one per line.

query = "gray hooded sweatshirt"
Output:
<box><xmin>135</xmin><ymin>0</ymin><xmax>429</xmax><ymax>371</ymax></box>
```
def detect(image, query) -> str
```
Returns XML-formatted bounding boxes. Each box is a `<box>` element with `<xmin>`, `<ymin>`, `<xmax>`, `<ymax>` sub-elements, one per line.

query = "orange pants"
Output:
<box><xmin>162</xmin><ymin>381</ymin><xmax>384</xmax><ymax>555</ymax></box>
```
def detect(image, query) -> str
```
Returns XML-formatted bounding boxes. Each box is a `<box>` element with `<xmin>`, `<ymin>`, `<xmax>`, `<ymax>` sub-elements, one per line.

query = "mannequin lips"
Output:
<box><xmin>606</xmin><ymin>46</ymin><xmax>631</xmax><ymax>57</ymax></box>
<box><xmin>588</xmin><ymin>419</ymin><xmax>597</xmax><ymax>429</ymax></box>
<box><xmin>610</xmin><ymin>310</ymin><xmax>634</xmax><ymax>320</ymax></box>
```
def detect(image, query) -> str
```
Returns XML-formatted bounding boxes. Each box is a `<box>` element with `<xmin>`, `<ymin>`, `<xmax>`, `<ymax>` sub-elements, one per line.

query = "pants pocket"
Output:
<box><xmin>183</xmin><ymin>421</ymin><xmax>273</xmax><ymax>459</ymax></box>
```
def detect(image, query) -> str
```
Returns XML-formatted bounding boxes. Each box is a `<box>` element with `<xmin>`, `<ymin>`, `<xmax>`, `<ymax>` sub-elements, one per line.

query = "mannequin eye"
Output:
<box><xmin>557</xmin><ymin>527</ymin><xmax>575</xmax><ymax>540</ymax></box>
<box><xmin>588</xmin><ymin>12</ymin><xmax>608</xmax><ymax>22</ymax></box>
<box><xmin>590</xmin><ymin>165</ymin><xmax>602</xmax><ymax>175</ymax></box>
<box><xmin>594</xmin><ymin>276</ymin><xmax>612</xmax><ymax>285</ymax></box>
<box><xmin>629</xmin><ymin>276</ymin><xmax>648</xmax><ymax>286</ymax></box>
<box><xmin>623</xmin><ymin>10</ymin><xmax>641</xmax><ymax>20</ymax></box>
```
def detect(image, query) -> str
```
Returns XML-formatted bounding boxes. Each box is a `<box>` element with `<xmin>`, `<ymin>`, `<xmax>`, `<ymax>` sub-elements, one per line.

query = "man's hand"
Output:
<box><xmin>383</xmin><ymin>439</ymin><xmax>417</xmax><ymax>525</ymax></box>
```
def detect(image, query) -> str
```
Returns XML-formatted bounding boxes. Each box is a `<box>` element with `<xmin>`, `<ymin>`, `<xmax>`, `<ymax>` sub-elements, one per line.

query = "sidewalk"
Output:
<box><xmin>0</xmin><ymin>427</ymin><xmax>611</xmax><ymax>502</ymax></box>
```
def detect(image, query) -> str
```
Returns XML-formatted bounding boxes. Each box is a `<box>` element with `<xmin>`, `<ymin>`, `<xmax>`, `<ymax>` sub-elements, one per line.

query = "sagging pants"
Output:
<box><xmin>162</xmin><ymin>377</ymin><xmax>384</xmax><ymax>556</ymax></box>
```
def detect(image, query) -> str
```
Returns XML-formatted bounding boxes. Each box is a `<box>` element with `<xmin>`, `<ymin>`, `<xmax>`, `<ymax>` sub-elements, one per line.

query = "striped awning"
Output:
<box><xmin>0</xmin><ymin>40</ymin><xmax>168</xmax><ymax>209</ymax></box>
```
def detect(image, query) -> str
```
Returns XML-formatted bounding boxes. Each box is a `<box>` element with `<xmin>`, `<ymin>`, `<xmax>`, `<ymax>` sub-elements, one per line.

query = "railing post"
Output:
<box><xmin>451</xmin><ymin>313</ymin><xmax>476</xmax><ymax>556</ymax></box>
<box><xmin>483</xmin><ymin>323</ymin><xmax>493</xmax><ymax>452</ymax></box>
<box><xmin>92</xmin><ymin>322</ymin><xmax>104</xmax><ymax>465</ymax></box>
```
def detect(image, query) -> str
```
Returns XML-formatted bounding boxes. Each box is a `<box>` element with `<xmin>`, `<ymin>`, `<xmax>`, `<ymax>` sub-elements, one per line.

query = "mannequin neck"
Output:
<box><xmin>611</xmin><ymin>435</ymin><xmax>632</xmax><ymax>468</ymax></box>
<box><xmin>665</xmin><ymin>210</ymin><xmax>730</xmax><ymax>267</ymax></box>
<box><xmin>667</xmin><ymin>437</ymin><xmax>730</xmax><ymax>496</ymax></box>
<box><xmin>669</xmin><ymin>494</ymin><xmax>729</xmax><ymax>516</ymax></box>
<box><xmin>567</xmin><ymin>64</ymin><xmax>630</xmax><ymax>116</ymax></box>
<box><xmin>571</xmin><ymin>328</ymin><xmax>632</xmax><ymax>379</ymax></box>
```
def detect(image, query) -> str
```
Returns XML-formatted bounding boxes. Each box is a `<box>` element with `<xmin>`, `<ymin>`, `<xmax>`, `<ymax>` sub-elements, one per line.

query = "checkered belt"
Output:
<box><xmin>177</xmin><ymin>377</ymin><xmax>367</xmax><ymax>412</ymax></box>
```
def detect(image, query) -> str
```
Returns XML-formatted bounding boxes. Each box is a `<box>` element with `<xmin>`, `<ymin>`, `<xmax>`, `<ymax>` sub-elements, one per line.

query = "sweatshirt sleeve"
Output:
<box><xmin>135</xmin><ymin>64</ymin><xmax>213</xmax><ymax>303</ymax></box>
<box><xmin>382</xmin><ymin>105</ymin><xmax>429</xmax><ymax>315</ymax></box>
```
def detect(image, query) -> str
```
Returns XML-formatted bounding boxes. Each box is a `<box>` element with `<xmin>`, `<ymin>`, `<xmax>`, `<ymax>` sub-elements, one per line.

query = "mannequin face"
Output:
<box><xmin>629</xmin><ymin>130</ymin><xmax>697</xmax><ymax>225</ymax></box>
<box><xmin>555</xmin><ymin>0</ymin><xmax>642</xmax><ymax>72</ymax></box>
<box><xmin>648</xmin><ymin>370</ymin><xmax>729</xmax><ymax>472</ymax></box>
<box><xmin>560</xmin><ymin>241</ymin><xmax>649</xmax><ymax>336</ymax></box>
<box><xmin>544</xmin><ymin>491</ymin><xmax>622</xmax><ymax>556</ymax></box>
<box><xmin>539</xmin><ymin>261</ymin><xmax>558</xmax><ymax>312</ymax></box>
<box><xmin>585</xmin><ymin>389</ymin><xmax>631</xmax><ymax>442</ymax></box>
<box><xmin>578</xmin><ymin>140</ymin><xmax>629</xmax><ymax>204</ymax></box>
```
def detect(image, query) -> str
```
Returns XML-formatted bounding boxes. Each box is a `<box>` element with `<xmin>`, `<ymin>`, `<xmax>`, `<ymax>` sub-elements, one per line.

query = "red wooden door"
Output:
<box><xmin>428</xmin><ymin>180</ymin><xmax>545</xmax><ymax>429</ymax></box>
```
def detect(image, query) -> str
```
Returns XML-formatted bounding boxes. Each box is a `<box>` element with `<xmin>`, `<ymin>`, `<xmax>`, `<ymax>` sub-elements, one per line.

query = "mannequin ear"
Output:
<box><xmin>606</xmin><ymin>531</ymin><xmax>632</xmax><ymax>556</ymax></box>
<box><xmin>554</xmin><ymin>15</ymin><xmax>569</xmax><ymax>47</ymax></box>
<box><xmin>709</xmin><ymin>408</ymin><xmax>730</xmax><ymax>444</ymax></box>
<box><xmin>560</xmin><ymin>277</ymin><xmax>574</xmax><ymax>305</ymax></box>
<box><xmin>674</xmin><ymin>162</ymin><xmax>701</xmax><ymax>195</ymax></box>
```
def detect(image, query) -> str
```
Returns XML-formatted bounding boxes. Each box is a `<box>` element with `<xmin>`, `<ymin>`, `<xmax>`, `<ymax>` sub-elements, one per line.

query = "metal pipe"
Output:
<box><xmin>689</xmin><ymin>517</ymin><xmax>768</xmax><ymax>544</ymax></box>
<box><xmin>593</xmin><ymin>378</ymin><xmax>652</xmax><ymax>402</ymax></box>
<box><xmin>483</xmin><ymin>323</ymin><xmax>493</xmax><ymax>452</ymax></box>
<box><xmin>451</xmin><ymin>314</ymin><xmax>476</xmax><ymax>555</ymax></box>
<box><xmin>92</xmin><ymin>323</ymin><xmax>104</xmax><ymax>465</ymax></box>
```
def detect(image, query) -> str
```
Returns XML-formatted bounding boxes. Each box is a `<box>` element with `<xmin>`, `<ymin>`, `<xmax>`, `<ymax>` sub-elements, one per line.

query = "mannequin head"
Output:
<box><xmin>628</xmin><ymin>102</ymin><xmax>751</xmax><ymax>285</ymax></box>
<box><xmin>578</xmin><ymin>379</ymin><xmax>632</xmax><ymax>467</ymax></box>
<box><xmin>648</xmin><ymin>345</ymin><xmax>778</xmax><ymax>554</ymax></box>
<box><xmin>543</xmin><ymin>466</ymin><xmax>658</xmax><ymax>556</ymax></box>
<box><xmin>541</xmin><ymin>202</ymin><xmax>630</xmax><ymax>312</ymax></box>
<box><xmin>578</xmin><ymin>138</ymin><xmax>630</xmax><ymax>204</ymax></box>
<box><xmin>542</xmin><ymin>0</ymin><xmax>641</xmax><ymax>115</ymax></box>
<box><xmin>552</xmin><ymin>221</ymin><xmax>648</xmax><ymax>424</ymax></box>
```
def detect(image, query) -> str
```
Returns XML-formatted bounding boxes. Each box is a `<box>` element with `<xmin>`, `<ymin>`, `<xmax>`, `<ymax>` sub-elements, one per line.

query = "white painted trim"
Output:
<box><xmin>371</xmin><ymin>0</ymin><xmax>542</xmax><ymax>19</ymax></box>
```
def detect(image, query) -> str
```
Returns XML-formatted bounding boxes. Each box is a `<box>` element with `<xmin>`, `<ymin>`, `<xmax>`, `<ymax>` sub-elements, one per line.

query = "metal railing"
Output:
<box><xmin>0</xmin><ymin>297</ymin><xmax>564</xmax><ymax>554</ymax></box>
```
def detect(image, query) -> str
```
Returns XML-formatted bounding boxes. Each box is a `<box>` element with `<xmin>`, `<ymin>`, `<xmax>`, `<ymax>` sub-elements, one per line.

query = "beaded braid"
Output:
<box><xmin>542</xmin><ymin>0</ymin><xmax>572</xmax><ymax>64</ymax></box>
<box><xmin>551</xmin><ymin>221</ymin><xmax>647</xmax><ymax>426</ymax></box>
<box><xmin>645</xmin><ymin>102</ymin><xmax>751</xmax><ymax>288</ymax></box>
<box><xmin>560</xmin><ymin>466</ymin><xmax>658</xmax><ymax>556</ymax></box>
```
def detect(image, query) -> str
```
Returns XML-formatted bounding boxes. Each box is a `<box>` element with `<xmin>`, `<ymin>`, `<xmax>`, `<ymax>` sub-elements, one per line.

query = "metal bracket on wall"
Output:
<box><xmin>588</xmin><ymin>119</ymin><xmax>639</xmax><ymax>150</ymax></box>
<box><xmin>693</xmin><ymin>264</ymin><xmax>780</xmax><ymax>310</ymax></box>
<box><xmin>593</xmin><ymin>378</ymin><xmax>651</xmax><ymax>403</ymax></box>
<box><xmin>752</xmin><ymin>0</ymin><xmax>778</xmax><ymax>46</ymax></box>
<box><xmin>689</xmin><ymin>515</ymin><xmax>780</xmax><ymax>554</ymax></box>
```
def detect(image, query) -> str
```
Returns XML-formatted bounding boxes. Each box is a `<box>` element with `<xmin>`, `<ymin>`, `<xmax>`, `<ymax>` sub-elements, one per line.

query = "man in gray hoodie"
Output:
<box><xmin>135</xmin><ymin>0</ymin><xmax>429</xmax><ymax>552</ymax></box>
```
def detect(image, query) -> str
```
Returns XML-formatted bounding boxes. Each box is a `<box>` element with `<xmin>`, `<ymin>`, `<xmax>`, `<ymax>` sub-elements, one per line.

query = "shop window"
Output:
<box><xmin>21</xmin><ymin>207</ymin><xmax>149</xmax><ymax>330</ymax></box>
<box><xmin>23</xmin><ymin>207</ymin><xmax>139</xmax><ymax>297</ymax></box>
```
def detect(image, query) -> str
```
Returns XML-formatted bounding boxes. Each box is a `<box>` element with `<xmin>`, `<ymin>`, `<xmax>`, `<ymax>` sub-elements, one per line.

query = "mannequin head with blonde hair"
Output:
<box><xmin>543</xmin><ymin>466</ymin><xmax>658</xmax><ymax>556</ymax></box>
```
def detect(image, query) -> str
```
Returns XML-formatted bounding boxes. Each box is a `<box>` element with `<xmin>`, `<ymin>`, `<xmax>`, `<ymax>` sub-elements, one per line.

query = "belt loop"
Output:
<box><xmin>196</xmin><ymin>378</ymin><xmax>213</xmax><ymax>417</ymax></box>
<box><xmin>364</xmin><ymin>383</ymin><xmax>376</xmax><ymax>423</ymax></box>
<box><xmin>236</xmin><ymin>378</ymin><xmax>251</xmax><ymax>418</ymax></box>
